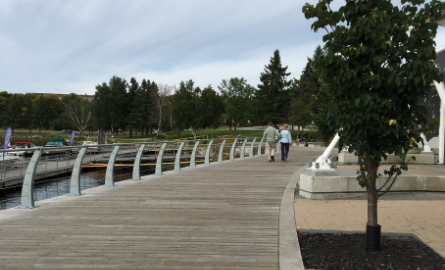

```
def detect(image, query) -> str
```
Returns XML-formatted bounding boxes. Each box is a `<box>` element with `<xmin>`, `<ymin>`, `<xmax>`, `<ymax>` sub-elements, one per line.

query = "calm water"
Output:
<box><xmin>0</xmin><ymin>164</ymin><xmax>177</xmax><ymax>211</ymax></box>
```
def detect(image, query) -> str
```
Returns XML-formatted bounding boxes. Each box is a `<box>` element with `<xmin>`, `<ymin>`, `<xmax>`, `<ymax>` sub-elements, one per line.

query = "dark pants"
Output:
<box><xmin>281</xmin><ymin>143</ymin><xmax>290</xmax><ymax>160</ymax></box>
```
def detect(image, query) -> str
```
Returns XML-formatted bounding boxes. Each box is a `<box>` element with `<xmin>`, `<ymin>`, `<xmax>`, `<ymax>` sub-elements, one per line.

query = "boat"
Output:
<box><xmin>44</xmin><ymin>138</ymin><xmax>69</xmax><ymax>154</ymax></box>
<box><xmin>11</xmin><ymin>142</ymin><xmax>37</xmax><ymax>156</ymax></box>
<box><xmin>82</xmin><ymin>141</ymin><xmax>98</xmax><ymax>149</ymax></box>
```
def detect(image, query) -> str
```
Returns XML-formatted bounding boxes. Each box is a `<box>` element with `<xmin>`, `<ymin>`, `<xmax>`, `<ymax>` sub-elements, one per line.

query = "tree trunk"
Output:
<box><xmin>29</xmin><ymin>128</ymin><xmax>32</xmax><ymax>133</ymax></box>
<box><xmin>234</xmin><ymin>120</ymin><xmax>237</xmax><ymax>131</ymax></box>
<box><xmin>366</xmin><ymin>159</ymin><xmax>379</xmax><ymax>226</ymax></box>
<box><xmin>39</xmin><ymin>126</ymin><xmax>41</xmax><ymax>134</ymax></box>
<box><xmin>146</xmin><ymin>127</ymin><xmax>148</xmax><ymax>136</ymax></box>
<box><xmin>229</xmin><ymin>122</ymin><xmax>232</xmax><ymax>131</ymax></box>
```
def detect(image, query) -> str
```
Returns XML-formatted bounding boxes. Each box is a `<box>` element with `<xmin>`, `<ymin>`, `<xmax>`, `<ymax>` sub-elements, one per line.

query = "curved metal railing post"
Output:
<box><xmin>155</xmin><ymin>143</ymin><xmax>168</xmax><ymax>175</ymax></box>
<box><xmin>70</xmin><ymin>146</ymin><xmax>88</xmax><ymax>196</ymax></box>
<box><xmin>190</xmin><ymin>140</ymin><xmax>201</xmax><ymax>168</ymax></box>
<box><xmin>105</xmin><ymin>145</ymin><xmax>121</xmax><ymax>187</ymax></box>
<box><xmin>249</xmin><ymin>138</ymin><xmax>257</xmax><ymax>157</ymax></box>
<box><xmin>174</xmin><ymin>141</ymin><xmax>185</xmax><ymax>171</ymax></box>
<box><xmin>20</xmin><ymin>148</ymin><xmax>43</xmax><ymax>209</ymax></box>
<box><xmin>240</xmin><ymin>139</ymin><xmax>248</xmax><ymax>159</ymax></box>
<box><xmin>205</xmin><ymin>139</ymin><xmax>214</xmax><ymax>165</ymax></box>
<box><xmin>230</xmin><ymin>138</ymin><xmax>238</xmax><ymax>160</ymax></box>
<box><xmin>258</xmin><ymin>138</ymin><xmax>264</xmax><ymax>156</ymax></box>
<box><xmin>132</xmin><ymin>144</ymin><xmax>146</xmax><ymax>180</ymax></box>
<box><xmin>218</xmin><ymin>139</ymin><xmax>226</xmax><ymax>162</ymax></box>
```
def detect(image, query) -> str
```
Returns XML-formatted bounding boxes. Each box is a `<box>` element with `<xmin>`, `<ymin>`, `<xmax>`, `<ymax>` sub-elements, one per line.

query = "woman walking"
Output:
<box><xmin>262</xmin><ymin>122</ymin><xmax>280</xmax><ymax>162</ymax></box>
<box><xmin>280</xmin><ymin>124</ymin><xmax>292</xmax><ymax>161</ymax></box>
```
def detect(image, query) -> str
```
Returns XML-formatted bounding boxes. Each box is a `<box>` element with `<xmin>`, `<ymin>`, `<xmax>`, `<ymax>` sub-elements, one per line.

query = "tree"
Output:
<box><xmin>255</xmin><ymin>50</ymin><xmax>291</xmax><ymax>124</ymax></box>
<box><xmin>0</xmin><ymin>92</ymin><xmax>12</xmax><ymax>128</ymax></box>
<box><xmin>171</xmin><ymin>80</ymin><xmax>223</xmax><ymax>139</ymax></box>
<box><xmin>218</xmin><ymin>77</ymin><xmax>255</xmax><ymax>130</ymax></box>
<box><xmin>127</xmin><ymin>77</ymin><xmax>139</xmax><ymax>137</ymax></box>
<box><xmin>3</xmin><ymin>94</ymin><xmax>25</xmax><ymax>132</ymax></box>
<box><xmin>21</xmin><ymin>93</ymin><xmax>37</xmax><ymax>133</ymax></box>
<box><xmin>303</xmin><ymin>0</ymin><xmax>444</xmax><ymax>250</ymax></box>
<box><xmin>289</xmin><ymin>79</ymin><xmax>312</xmax><ymax>132</ymax></box>
<box><xmin>172</xmin><ymin>80</ymin><xmax>195</xmax><ymax>137</ymax></box>
<box><xmin>152</xmin><ymin>84</ymin><xmax>173</xmax><ymax>137</ymax></box>
<box><xmin>200</xmin><ymin>85</ymin><xmax>225</xmax><ymax>129</ymax></box>
<box><xmin>33</xmin><ymin>94</ymin><xmax>62</xmax><ymax>133</ymax></box>
<box><xmin>133</xmin><ymin>79</ymin><xmax>156</xmax><ymax>136</ymax></box>
<box><xmin>92</xmin><ymin>76</ymin><xmax>128</xmax><ymax>136</ymax></box>
<box><xmin>62</xmin><ymin>94</ymin><xmax>92</xmax><ymax>135</ymax></box>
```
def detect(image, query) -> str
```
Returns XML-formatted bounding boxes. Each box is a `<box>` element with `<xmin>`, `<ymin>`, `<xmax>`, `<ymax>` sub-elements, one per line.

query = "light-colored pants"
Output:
<box><xmin>266</xmin><ymin>142</ymin><xmax>276</xmax><ymax>160</ymax></box>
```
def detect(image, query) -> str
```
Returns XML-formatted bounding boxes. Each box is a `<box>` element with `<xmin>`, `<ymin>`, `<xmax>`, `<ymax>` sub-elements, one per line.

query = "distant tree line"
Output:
<box><xmin>1</xmin><ymin>49</ymin><xmax>328</xmax><ymax>138</ymax></box>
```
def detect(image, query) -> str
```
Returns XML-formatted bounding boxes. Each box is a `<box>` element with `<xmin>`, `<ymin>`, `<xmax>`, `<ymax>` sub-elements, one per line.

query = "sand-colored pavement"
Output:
<box><xmin>295</xmin><ymin>193</ymin><xmax>445</xmax><ymax>258</ymax></box>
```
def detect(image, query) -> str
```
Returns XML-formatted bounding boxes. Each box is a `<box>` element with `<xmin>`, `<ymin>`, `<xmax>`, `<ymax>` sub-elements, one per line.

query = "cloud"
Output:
<box><xmin>0</xmin><ymin>0</ymin><xmax>325</xmax><ymax>94</ymax></box>
<box><xmin>4</xmin><ymin>0</ymin><xmax>441</xmax><ymax>96</ymax></box>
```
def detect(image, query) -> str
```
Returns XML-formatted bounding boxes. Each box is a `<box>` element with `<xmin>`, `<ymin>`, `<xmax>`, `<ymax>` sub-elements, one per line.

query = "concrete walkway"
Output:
<box><xmin>0</xmin><ymin>147</ymin><xmax>323</xmax><ymax>269</ymax></box>
<box><xmin>295</xmin><ymin>163</ymin><xmax>445</xmax><ymax>258</ymax></box>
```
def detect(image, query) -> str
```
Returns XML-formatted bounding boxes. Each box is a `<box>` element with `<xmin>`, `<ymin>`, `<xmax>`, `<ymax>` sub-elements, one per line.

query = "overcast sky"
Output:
<box><xmin>2</xmin><ymin>0</ymin><xmax>445</xmax><ymax>95</ymax></box>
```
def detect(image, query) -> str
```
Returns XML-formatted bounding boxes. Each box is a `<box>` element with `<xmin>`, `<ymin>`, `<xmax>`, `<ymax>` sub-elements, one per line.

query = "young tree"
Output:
<box><xmin>255</xmin><ymin>50</ymin><xmax>291</xmax><ymax>124</ymax></box>
<box><xmin>218</xmin><ymin>77</ymin><xmax>255</xmax><ymax>131</ymax></box>
<box><xmin>152</xmin><ymin>84</ymin><xmax>173</xmax><ymax>136</ymax></box>
<box><xmin>303</xmin><ymin>0</ymin><xmax>444</xmax><ymax>250</ymax></box>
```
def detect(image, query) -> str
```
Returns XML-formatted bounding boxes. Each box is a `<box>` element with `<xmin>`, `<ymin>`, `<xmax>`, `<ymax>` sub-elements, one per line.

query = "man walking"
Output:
<box><xmin>262</xmin><ymin>122</ymin><xmax>280</xmax><ymax>162</ymax></box>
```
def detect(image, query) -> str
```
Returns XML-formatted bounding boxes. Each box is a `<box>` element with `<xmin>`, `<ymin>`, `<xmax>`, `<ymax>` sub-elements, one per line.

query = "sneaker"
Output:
<box><xmin>271</xmin><ymin>156</ymin><xmax>275</xmax><ymax>162</ymax></box>
<box><xmin>284</xmin><ymin>158</ymin><xmax>287</xmax><ymax>162</ymax></box>
<box><xmin>268</xmin><ymin>160</ymin><xmax>272</xmax><ymax>162</ymax></box>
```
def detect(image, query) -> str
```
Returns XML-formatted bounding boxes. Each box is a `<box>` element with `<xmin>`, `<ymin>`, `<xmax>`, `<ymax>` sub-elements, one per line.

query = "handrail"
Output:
<box><xmin>0</xmin><ymin>137</ymin><xmax>265</xmax><ymax>209</ymax></box>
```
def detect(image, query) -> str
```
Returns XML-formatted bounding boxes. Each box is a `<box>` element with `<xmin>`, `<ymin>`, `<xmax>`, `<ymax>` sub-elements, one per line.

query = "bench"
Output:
<box><xmin>297</xmin><ymin>141</ymin><xmax>306</xmax><ymax>147</ymax></box>
<box><xmin>307</xmin><ymin>142</ymin><xmax>322</xmax><ymax>148</ymax></box>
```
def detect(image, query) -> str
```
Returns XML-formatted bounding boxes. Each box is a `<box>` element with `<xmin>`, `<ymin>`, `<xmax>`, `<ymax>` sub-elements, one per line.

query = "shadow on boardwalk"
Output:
<box><xmin>0</xmin><ymin>147</ymin><xmax>325</xmax><ymax>269</ymax></box>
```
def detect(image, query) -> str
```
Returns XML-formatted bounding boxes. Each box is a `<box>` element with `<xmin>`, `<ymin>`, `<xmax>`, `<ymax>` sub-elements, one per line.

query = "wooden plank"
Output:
<box><xmin>0</xmin><ymin>148</ymin><xmax>325</xmax><ymax>269</ymax></box>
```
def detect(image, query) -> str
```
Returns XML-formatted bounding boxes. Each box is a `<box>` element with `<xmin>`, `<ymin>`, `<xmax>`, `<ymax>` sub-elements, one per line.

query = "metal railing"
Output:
<box><xmin>0</xmin><ymin>137</ymin><xmax>267</xmax><ymax>209</ymax></box>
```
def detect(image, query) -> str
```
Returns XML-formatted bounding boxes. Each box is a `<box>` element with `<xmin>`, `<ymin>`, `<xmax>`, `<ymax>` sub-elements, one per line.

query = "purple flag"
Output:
<box><xmin>3</xmin><ymin>127</ymin><xmax>11</xmax><ymax>158</ymax></box>
<box><xmin>70</xmin><ymin>131</ymin><xmax>75</xmax><ymax>146</ymax></box>
<box><xmin>4</xmin><ymin>128</ymin><xmax>11</xmax><ymax>150</ymax></box>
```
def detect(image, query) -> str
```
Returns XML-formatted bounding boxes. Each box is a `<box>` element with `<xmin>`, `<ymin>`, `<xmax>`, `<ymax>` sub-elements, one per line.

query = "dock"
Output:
<box><xmin>0</xmin><ymin>148</ymin><xmax>323</xmax><ymax>269</ymax></box>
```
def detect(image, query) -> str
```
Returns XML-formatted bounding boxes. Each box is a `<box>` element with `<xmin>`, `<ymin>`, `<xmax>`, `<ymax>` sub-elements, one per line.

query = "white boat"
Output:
<box><xmin>11</xmin><ymin>142</ymin><xmax>37</xmax><ymax>156</ymax></box>
<box><xmin>82</xmin><ymin>141</ymin><xmax>98</xmax><ymax>148</ymax></box>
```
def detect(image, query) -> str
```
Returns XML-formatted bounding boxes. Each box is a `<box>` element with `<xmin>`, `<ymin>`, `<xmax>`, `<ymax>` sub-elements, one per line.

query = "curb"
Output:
<box><xmin>279</xmin><ymin>166</ymin><xmax>306</xmax><ymax>270</ymax></box>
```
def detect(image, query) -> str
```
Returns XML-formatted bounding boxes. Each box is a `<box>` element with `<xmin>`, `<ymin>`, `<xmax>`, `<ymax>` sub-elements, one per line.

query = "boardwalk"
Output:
<box><xmin>0</xmin><ymin>147</ymin><xmax>324</xmax><ymax>269</ymax></box>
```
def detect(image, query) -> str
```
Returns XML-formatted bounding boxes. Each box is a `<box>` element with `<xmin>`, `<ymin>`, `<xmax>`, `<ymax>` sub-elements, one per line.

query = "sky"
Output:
<box><xmin>2</xmin><ymin>0</ymin><xmax>445</xmax><ymax>95</ymax></box>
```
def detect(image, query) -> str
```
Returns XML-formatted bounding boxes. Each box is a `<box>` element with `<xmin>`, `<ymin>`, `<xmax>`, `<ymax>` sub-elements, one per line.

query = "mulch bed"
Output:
<box><xmin>298</xmin><ymin>231</ymin><xmax>445</xmax><ymax>270</ymax></box>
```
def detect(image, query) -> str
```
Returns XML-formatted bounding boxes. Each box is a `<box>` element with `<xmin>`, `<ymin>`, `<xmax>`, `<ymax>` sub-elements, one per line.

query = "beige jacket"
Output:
<box><xmin>262</xmin><ymin>126</ymin><xmax>280</xmax><ymax>145</ymax></box>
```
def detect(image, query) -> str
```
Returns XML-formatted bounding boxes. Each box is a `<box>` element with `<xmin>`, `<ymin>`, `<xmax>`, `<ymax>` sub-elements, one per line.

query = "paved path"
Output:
<box><xmin>0</xmin><ymin>147</ymin><xmax>324</xmax><ymax>269</ymax></box>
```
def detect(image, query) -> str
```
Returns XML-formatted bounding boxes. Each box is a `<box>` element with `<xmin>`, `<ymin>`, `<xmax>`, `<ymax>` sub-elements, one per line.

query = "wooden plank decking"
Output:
<box><xmin>0</xmin><ymin>148</ymin><xmax>325</xmax><ymax>270</ymax></box>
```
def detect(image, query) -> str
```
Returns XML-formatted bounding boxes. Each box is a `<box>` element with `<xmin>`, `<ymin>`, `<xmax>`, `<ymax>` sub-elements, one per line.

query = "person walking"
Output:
<box><xmin>262</xmin><ymin>122</ymin><xmax>280</xmax><ymax>162</ymax></box>
<box><xmin>280</xmin><ymin>124</ymin><xmax>292</xmax><ymax>161</ymax></box>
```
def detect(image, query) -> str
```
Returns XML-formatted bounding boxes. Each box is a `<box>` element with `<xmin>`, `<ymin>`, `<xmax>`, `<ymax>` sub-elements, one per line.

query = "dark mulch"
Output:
<box><xmin>298</xmin><ymin>231</ymin><xmax>445</xmax><ymax>270</ymax></box>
